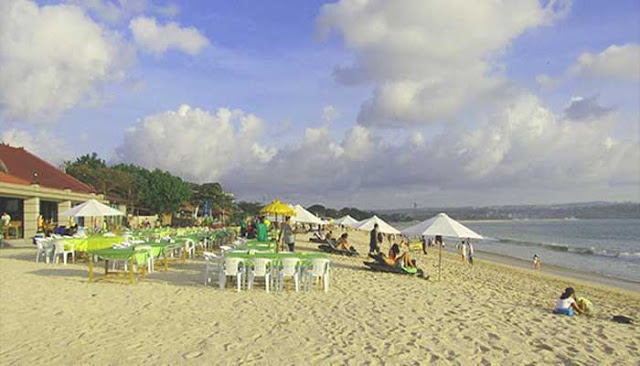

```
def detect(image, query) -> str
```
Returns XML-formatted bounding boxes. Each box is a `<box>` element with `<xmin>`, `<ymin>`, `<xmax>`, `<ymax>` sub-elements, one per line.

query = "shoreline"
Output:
<box><xmin>470</xmin><ymin>249</ymin><xmax>640</xmax><ymax>293</ymax></box>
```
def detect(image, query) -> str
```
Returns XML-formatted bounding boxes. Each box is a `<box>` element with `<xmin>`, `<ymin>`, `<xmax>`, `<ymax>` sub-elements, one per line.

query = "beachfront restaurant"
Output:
<box><xmin>0</xmin><ymin>144</ymin><xmax>106</xmax><ymax>244</ymax></box>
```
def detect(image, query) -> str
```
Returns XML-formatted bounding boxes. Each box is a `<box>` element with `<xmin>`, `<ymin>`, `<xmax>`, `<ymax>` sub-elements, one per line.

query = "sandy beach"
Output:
<box><xmin>1</xmin><ymin>230</ymin><xmax>639</xmax><ymax>365</ymax></box>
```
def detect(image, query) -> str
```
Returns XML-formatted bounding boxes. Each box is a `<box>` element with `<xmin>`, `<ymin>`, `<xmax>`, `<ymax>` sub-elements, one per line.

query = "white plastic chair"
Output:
<box><xmin>219</xmin><ymin>257</ymin><xmax>245</xmax><ymax>292</ymax></box>
<box><xmin>307</xmin><ymin>258</ymin><xmax>330</xmax><ymax>293</ymax></box>
<box><xmin>35</xmin><ymin>238</ymin><xmax>51</xmax><ymax>263</ymax></box>
<box><xmin>52</xmin><ymin>240</ymin><xmax>74</xmax><ymax>265</ymax></box>
<box><xmin>183</xmin><ymin>239</ymin><xmax>196</xmax><ymax>259</ymax></box>
<box><xmin>248</xmin><ymin>258</ymin><xmax>272</xmax><ymax>292</ymax></box>
<box><xmin>278</xmin><ymin>258</ymin><xmax>301</xmax><ymax>292</ymax></box>
<box><xmin>134</xmin><ymin>246</ymin><xmax>154</xmax><ymax>273</ymax></box>
<box><xmin>203</xmin><ymin>252</ymin><xmax>221</xmax><ymax>286</ymax></box>
<box><xmin>220</xmin><ymin>245</ymin><xmax>233</xmax><ymax>255</ymax></box>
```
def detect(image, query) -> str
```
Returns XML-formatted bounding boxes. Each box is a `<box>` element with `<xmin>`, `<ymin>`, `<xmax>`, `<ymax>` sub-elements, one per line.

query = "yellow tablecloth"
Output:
<box><xmin>65</xmin><ymin>236</ymin><xmax>124</xmax><ymax>252</ymax></box>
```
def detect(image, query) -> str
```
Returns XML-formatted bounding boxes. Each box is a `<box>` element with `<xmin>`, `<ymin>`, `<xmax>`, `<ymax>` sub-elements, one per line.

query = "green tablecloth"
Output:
<box><xmin>88</xmin><ymin>248</ymin><xmax>148</xmax><ymax>265</ymax></box>
<box><xmin>66</xmin><ymin>236</ymin><xmax>124</xmax><ymax>251</ymax></box>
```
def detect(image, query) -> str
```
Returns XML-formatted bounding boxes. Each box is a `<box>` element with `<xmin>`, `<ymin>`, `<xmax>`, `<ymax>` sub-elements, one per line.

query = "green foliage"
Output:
<box><xmin>65</xmin><ymin>153</ymin><xmax>232</xmax><ymax>217</ymax></box>
<box><xmin>236</xmin><ymin>201</ymin><xmax>263</xmax><ymax>216</ymax></box>
<box><xmin>144</xmin><ymin>170</ymin><xmax>192</xmax><ymax>214</ymax></box>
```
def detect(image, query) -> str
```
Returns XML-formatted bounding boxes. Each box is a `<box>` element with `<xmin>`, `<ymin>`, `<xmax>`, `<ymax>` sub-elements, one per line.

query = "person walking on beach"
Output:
<box><xmin>467</xmin><ymin>240</ymin><xmax>474</xmax><ymax>266</ymax></box>
<box><xmin>533</xmin><ymin>254</ymin><xmax>541</xmax><ymax>270</ymax></box>
<box><xmin>460</xmin><ymin>240</ymin><xmax>467</xmax><ymax>262</ymax></box>
<box><xmin>421</xmin><ymin>236</ymin><xmax>428</xmax><ymax>255</ymax></box>
<box><xmin>279</xmin><ymin>216</ymin><xmax>295</xmax><ymax>252</ymax></box>
<box><xmin>369</xmin><ymin>223</ymin><xmax>380</xmax><ymax>254</ymax></box>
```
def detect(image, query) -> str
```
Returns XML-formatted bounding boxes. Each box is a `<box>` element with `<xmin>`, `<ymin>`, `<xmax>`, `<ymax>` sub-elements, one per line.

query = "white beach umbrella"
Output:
<box><xmin>60</xmin><ymin>199</ymin><xmax>124</xmax><ymax>217</ymax></box>
<box><xmin>335</xmin><ymin>215</ymin><xmax>358</xmax><ymax>226</ymax></box>
<box><xmin>402</xmin><ymin>212</ymin><xmax>482</xmax><ymax>281</ymax></box>
<box><xmin>290</xmin><ymin>204</ymin><xmax>324</xmax><ymax>225</ymax></box>
<box><xmin>355</xmin><ymin>215</ymin><xmax>401</xmax><ymax>235</ymax></box>
<box><xmin>402</xmin><ymin>212</ymin><xmax>482</xmax><ymax>239</ymax></box>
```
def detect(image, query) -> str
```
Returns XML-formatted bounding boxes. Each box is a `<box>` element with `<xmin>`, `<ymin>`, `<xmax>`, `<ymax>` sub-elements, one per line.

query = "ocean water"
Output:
<box><xmin>463</xmin><ymin>219</ymin><xmax>640</xmax><ymax>283</ymax></box>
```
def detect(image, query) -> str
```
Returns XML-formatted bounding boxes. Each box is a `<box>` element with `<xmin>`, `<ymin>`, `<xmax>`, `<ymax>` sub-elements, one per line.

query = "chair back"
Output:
<box><xmin>224</xmin><ymin>257</ymin><xmax>244</xmax><ymax>276</ymax></box>
<box><xmin>281</xmin><ymin>258</ymin><xmax>300</xmax><ymax>276</ymax></box>
<box><xmin>252</xmin><ymin>258</ymin><xmax>271</xmax><ymax>276</ymax></box>
<box><xmin>204</xmin><ymin>252</ymin><xmax>220</xmax><ymax>266</ymax></box>
<box><xmin>184</xmin><ymin>238</ymin><xmax>195</xmax><ymax>248</ymax></box>
<box><xmin>54</xmin><ymin>240</ymin><xmax>65</xmax><ymax>252</ymax></box>
<box><xmin>309</xmin><ymin>258</ymin><xmax>330</xmax><ymax>276</ymax></box>
<box><xmin>35</xmin><ymin>238</ymin><xmax>49</xmax><ymax>250</ymax></box>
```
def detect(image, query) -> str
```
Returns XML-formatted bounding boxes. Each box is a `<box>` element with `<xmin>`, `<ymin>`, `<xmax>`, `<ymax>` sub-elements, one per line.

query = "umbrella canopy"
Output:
<box><xmin>60</xmin><ymin>199</ymin><xmax>124</xmax><ymax>217</ymax></box>
<box><xmin>259</xmin><ymin>199</ymin><xmax>296</xmax><ymax>217</ymax></box>
<box><xmin>291</xmin><ymin>205</ymin><xmax>324</xmax><ymax>225</ymax></box>
<box><xmin>402</xmin><ymin>212</ymin><xmax>483</xmax><ymax>239</ymax></box>
<box><xmin>335</xmin><ymin>215</ymin><xmax>358</xmax><ymax>226</ymax></box>
<box><xmin>355</xmin><ymin>215</ymin><xmax>401</xmax><ymax>235</ymax></box>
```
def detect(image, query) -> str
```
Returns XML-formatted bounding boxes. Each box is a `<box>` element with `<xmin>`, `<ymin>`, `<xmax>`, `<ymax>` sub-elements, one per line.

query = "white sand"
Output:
<box><xmin>1</xmin><ymin>231</ymin><xmax>639</xmax><ymax>365</ymax></box>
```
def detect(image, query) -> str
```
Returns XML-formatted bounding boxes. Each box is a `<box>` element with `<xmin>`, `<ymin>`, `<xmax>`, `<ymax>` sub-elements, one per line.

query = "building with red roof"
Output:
<box><xmin>0</xmin><ymin>143</ymin><xmax>105</xmax><ymax>241</ymax></box>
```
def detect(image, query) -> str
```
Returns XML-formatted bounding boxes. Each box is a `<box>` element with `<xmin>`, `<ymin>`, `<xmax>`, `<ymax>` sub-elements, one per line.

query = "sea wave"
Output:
<box><xmin>495</xmin><ymin>238</ymin><xmax>640</xmax><ymax>262</ymax></box>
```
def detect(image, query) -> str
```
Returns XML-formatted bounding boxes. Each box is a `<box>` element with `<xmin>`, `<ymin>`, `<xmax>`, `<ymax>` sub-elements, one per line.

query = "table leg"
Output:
<box><xmin>89</xmin><ymin>256</ymin><xmax>94</xmax><ymax>282</ymax></box>
<box><xmin>129</xmin><ymin>258</ymin><xmax>134</xmax><ymax>283</ymax></box>
<box><xmin>105</xmin><ymin>260</ymin><xmax>109</xmax><ymax>275</ymax></box>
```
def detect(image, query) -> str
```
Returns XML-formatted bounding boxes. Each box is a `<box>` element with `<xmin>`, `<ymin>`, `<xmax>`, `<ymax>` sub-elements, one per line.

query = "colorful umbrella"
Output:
<box><xmin>260</xmin><ymin>199</ymin><xmax>296</xmax><ymax>252</ymax></box>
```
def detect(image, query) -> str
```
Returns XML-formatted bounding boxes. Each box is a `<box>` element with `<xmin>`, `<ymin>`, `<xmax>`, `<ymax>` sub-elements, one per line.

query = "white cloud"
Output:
<box><xmin>115</xmin><ymin>97</ymin><xmax>638</xmax><ymax>206</ymax></box>
<box><xmin>116</xmin><ymin>104</ymin><xmax>272</xmax><ymax>182</ymax></box>
<box><xmin>316</xmin><ymin>0</ymin><xmax>570</xmax><ymax>126</ymax></box>
<box><xmin>0</xmin><ymin>0</ymin><xmax>134</xmax><ymax>122</ymax></box>
<box><xmin>129</xmin><ymin>16</ymin><xmax>209</xmax><ymax>55</ymax></box>
<box><xmin>569</xmin><ymin>44</ymin><xmax>640</xmax><ymax>81</ymax></box>
<box><xmin>1</xmin><ymin>128</ymin><xmax>70</xmax><ymax>164</ymax></box>
<box><xmin>69</xmin><ymin>0</ymin><xmax>179</xmax><ymax>23</ymax></box>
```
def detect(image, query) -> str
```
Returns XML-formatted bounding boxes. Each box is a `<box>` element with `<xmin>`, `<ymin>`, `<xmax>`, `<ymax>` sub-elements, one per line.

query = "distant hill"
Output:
<box><xmin>377</xmin><ymin>202</ymin><xmax>640</xmax><ymax>222</ymax></box>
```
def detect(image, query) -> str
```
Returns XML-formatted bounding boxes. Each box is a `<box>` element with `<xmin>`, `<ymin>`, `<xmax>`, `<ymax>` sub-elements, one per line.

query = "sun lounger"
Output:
<box><xmin>318</xmin><ymin>240</ymin><xmax>359</xmax><ymax>257</ymax></box>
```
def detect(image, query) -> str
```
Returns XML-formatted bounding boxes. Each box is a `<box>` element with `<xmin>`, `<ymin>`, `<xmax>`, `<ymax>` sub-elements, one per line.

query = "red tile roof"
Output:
<box><xmin>0</xmin><ymin>171</ymin><xmax>31</xmax><ymax>185</ymax></box>
<box><xmin>0</xmin><ymin>144</ymin><xmax>94</xmax><ymax>193</ymax></box>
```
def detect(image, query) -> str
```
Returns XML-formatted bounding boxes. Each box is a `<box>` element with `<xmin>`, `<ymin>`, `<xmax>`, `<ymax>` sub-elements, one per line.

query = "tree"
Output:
<box><xmin>143</xmin><ymin>169</ymin><xmax>192</xmax><ymax>214</ymax></box>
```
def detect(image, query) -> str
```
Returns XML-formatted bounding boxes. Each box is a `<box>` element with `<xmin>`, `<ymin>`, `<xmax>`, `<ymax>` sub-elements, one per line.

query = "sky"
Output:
<box><xmin>1</xmin><ymin>0</ymin><xmax>638</xmax><ymax>209</ymax></box>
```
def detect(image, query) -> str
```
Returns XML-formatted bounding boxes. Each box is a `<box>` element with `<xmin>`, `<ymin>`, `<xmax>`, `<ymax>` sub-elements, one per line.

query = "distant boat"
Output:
<box><xmin>564</xmin><ymin>217</ymin><xmax>579</xmax><ymax>221</ymax></box>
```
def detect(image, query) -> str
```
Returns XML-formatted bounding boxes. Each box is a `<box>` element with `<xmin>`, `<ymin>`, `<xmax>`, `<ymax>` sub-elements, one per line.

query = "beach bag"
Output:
<box><xmin>612</xmin><ymin>315</ymin><xmax>633</xmax><ymax>324</ymax></box>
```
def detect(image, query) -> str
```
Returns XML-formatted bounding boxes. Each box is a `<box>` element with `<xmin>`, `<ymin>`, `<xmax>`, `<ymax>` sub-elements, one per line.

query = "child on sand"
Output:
<box><xmin>533</xmin><ymin>254</ymin><xmax>541</xmax><ymax>270</ymax></box>
<box><xmin>554</xmin><ymin>287</ymin><xmax>583</xmax><ymax>316</ymax></box>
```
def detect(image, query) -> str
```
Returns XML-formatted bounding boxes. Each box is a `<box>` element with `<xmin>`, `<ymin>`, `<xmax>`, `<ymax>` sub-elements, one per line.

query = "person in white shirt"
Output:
<box><xmin>555</xmin><ymin>287</ymin><xmax>583</xmax><ymax>315</ymax></box>
<box><xmin>467</xmin><ymin>241</ymin><xmax>474</xmax><ymax>265</ymax></box>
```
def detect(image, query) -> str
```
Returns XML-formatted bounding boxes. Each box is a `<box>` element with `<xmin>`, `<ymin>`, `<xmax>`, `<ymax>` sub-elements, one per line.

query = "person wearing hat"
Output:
<box><xmin>554</xmin><ymin>287</ymin><xmax>583</xmax><ymax>316</ymax></box>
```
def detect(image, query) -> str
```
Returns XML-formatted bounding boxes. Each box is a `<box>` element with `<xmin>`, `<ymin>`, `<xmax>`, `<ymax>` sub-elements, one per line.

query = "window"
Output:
<box><xmin>0</xmin><ymin>197</ymin><xmax>24</xmax><ymax>239</ymax></box>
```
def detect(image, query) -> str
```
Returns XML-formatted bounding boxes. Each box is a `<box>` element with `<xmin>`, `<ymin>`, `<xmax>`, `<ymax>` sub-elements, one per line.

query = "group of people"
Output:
<box><xmin>554</xmin><ymin>287</ymin><xmax>593</xmax><ymax>316</ymax></box>
<box><xmin>368</xmin><ymin>224</ymin><xmax>418</xmax><ymax>270</ymax></box>
<box><xmin>240</xmin><ymin>216</ymin><xmax>297</xmax><ymax>252</ymax></box>
<box><xmin>457</xmin><ymin>240</ymin><xmax>475</xmax><ymax>265</ymax></box>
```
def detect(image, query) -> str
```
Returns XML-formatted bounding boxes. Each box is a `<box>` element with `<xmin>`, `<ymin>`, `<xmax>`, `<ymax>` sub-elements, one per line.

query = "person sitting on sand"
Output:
<box><xmin>379</xmin><ymin>245</ymin><xmax>416</xmax><ymax>269</ymax></box>
<box><xmin>336</xmin><ymin>233</ymin><xmax>351</xmax><ymax>251</ymax></box>
<box><xmin>325</xmin><ymin>230</ymin><xmax>333</xmax><ymax>241</ymax></box>
<box><xmin>555</xmin><ymin>287</ymin><xmax>583</xmax><ymax>315</ymax></box>
<box><xmin>389</xmin><ymin>243</ymin><xmax>400</xmax><ymax>260</ymax></box>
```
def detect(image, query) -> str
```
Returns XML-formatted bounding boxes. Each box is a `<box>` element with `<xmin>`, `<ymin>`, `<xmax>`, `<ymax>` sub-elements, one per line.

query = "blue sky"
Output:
<box><xmin>1</xmin><ymin>0</ymin><xmax>638</xmax><ymax>208</ymax></box>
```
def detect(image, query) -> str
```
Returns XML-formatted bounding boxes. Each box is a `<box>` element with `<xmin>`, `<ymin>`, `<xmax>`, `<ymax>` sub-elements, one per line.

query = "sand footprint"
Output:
<box><xmin>183</xmin><ymin>351</ymin><xmax>203</xmax><ymax>359</ymax></box>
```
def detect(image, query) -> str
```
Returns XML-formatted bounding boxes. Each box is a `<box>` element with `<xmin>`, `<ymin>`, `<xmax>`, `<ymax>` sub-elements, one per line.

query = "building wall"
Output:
<box><xmin>0</xmin><ymin>182</ymin><xmax>105</xmax><ymax>242</ymax></box>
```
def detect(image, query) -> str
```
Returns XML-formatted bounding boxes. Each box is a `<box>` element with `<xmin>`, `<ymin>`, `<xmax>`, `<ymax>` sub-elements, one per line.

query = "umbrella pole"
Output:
<box><xmin>438</xmin><ymin>243</ymin><xmax>442</xmax><ymax>281</ymax></box>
